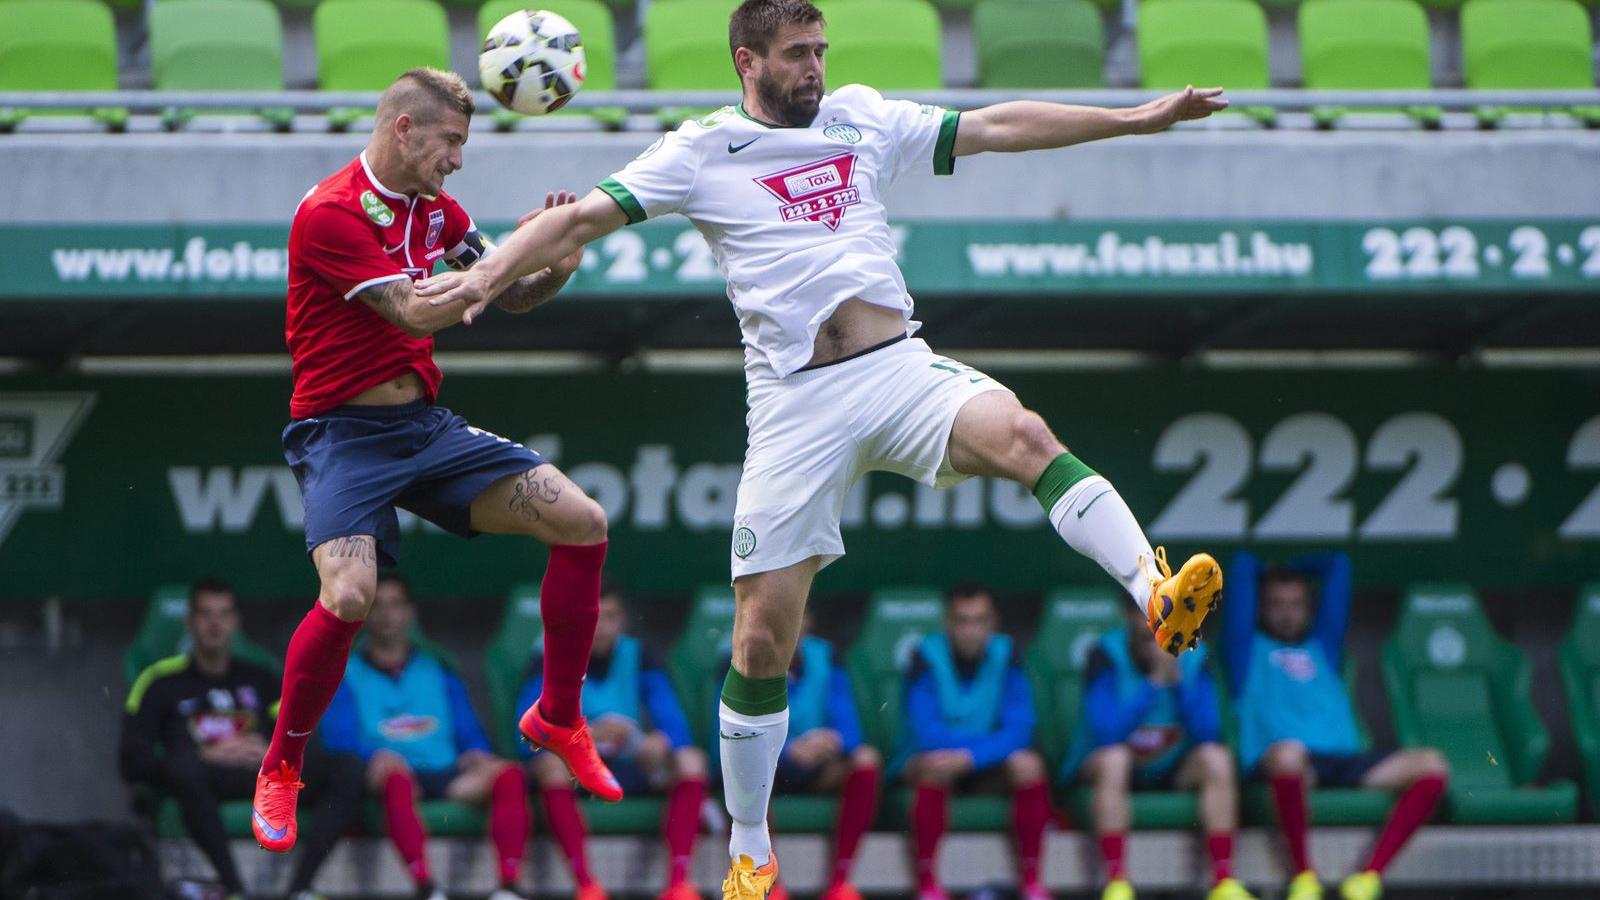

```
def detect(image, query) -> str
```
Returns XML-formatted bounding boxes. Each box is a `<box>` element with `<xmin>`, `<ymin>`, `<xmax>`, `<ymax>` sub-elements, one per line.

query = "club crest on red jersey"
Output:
<box><xmin>425</xmin><ymin>209</ymin><xmax>445</xmax><ymax>248</ymax></box>
<box><xmin>754</xmin><ymin>153</ymin><xmax>860</xmax><ymax>231</ymax></box>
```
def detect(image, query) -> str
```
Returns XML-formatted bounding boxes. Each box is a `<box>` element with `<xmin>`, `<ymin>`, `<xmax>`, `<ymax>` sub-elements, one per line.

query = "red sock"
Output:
<box><xmin>1012</xmin><ymin>781</ymin><xmax>1050</xmax><ymax>889</ymax></box>
<box><xmin>1367</xmin><ymin>773</ymin><xmax>1446</xmax><ymax>872</ymax></box>
<box><xmin>263</xmin><ymin>603</ymin><xmax>363</xmax><ymax>773</ymax></box>
<box><xmin>542</xmin><ymin>786</ymin><xmax>594</xmax><ymax>887</ymax></box>
<box><xmin>1098</xmin><ymin>832</ymin><xmax>1127</xmax><ymax>881</ymax></box>
<box><xmin>489</xmin><ymin>766</ymin><xmax>529</xmax><ymax>886</ymax></box>
<box><xmin>1270</xmin><ymin>773</ymin><xmax>1312</xmax><ymax>873</ymax></box>
<box><xmin>831</xmin><ymin>764</ymin><xmax>879</xmax><ymax>887</ymax></box>
<box><xmin>664</xmin><ymin>776</ymin><xmax>705</xmax><ymax>887</ymax></box>
<box><xmin>536</xmin><ymin>542</ymin><xmax>607</xmax><ymax>725</ymax></box>
<box><xmin>1206</xmin><ymin>831</ymin><xmax>1235</xmax><ymax>883</ymax></box>
<box><xmin>911</xmin><ymin>784</ymin><xmax>948</xmax><ymax>892</ymax></box>
<box><xmin>382</xmin><ymin>771</ymin><xmax>431</xmax><ymax>885</ymax></box>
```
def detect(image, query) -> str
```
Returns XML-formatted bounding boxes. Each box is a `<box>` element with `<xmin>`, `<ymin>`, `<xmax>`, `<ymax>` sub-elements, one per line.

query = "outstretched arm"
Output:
<box><xmin>953</xmin><ymin>87</ymin><xmax>1227</xmax><ymax>157</ymax></box>
<box><xmin>416</xmin><ymin>189</ymin><xmax>629</xmax><ymax>325</ymax></box>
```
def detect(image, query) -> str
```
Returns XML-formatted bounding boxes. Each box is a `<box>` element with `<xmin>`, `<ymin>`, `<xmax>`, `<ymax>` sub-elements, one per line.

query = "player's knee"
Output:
<box><xmin>1264</xmin><ymin>740</ymin><xmax>1310</xmax><ymax>777</ymax></box>
<box><xmin>1089</xmin><ymin>744</ymin><xmax>1133</xmax><ymax>785</ymax></box>
<box><xmin>1195</xmin><ymin>742</ymin><xmax>1235</xmax><ymax>784</ymax></box>
<box><xmin>1006</xmin><ymin>748</ymin><xmax>1047</xmax><ymax>785</ymax></box>
<box><xmin>1417</xmin><ymin>748</ymin><xmax>1450</xmax><ymax>782</ymax></box>
<box><xmin>320</xmin><ymin>578</ymin><xmax>374</xmax><ymax>623</ymax></box>
<box><xmin>675</xmin><ymin>746</ymin><xmax>709</xmax><ymax>779</ymax></box>
<box><xmin>1011</xmin><ymin>409</ymin><xmax>1062</xmax><ymax>461</ymax></box>
<box><xmin>531</xmin><ymin>752</ymin><xmax>571</xmax><ymax>788</ymax></box>
<box><xmin>568</xmin><ymin>496</ymin><xmax>609</xmax><ymax>544</ymax></box>
<box><xmin>733</xmin><ymin>620</ymin><xmax>786</xmax><ymax>672</ymax></box>
<box><xmin>853</xmin><ymin>745</ymin><xmax>883</xmax><ymax>771</ymax></box>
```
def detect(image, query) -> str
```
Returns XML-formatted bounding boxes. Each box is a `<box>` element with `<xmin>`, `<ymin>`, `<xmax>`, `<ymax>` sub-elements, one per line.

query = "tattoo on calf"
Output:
<box><xmin>325</xmin><ymin>535</ymin><xmax>376</xmax><ymax>567</ymax></box>
<box><xmin>508</xmin><ymin>470</ymin><xmax>563</xmax><ymax>523</ymax></box>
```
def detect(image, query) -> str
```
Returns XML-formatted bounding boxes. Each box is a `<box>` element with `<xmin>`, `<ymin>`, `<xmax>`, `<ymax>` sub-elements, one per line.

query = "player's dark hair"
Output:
<box><xmin>387</xmin><ymin>67</ymin><xmax>475</xmax><ymax>123</ymax></box>
<box><xmin>188</xmin><ymin>575</ymin><xmax>236</xmax><ymax>612</ymax></box>
<box><xmin>378</xmin><ymin>572</ymin><xmax>414</xmax><ymax>604</ymax></box>
<box><xmin>1259</xmin><ymin>564</ymin><xmax>1310</xmax><ymax>594</ymax></box>
<box><xmin>945</xmin><ymin>580</ymin><xmax>993</xmax><ymax>608</ymax></box>
<box><xmin>729</xmin><ymin>0</ymin><xmax>825</xmax><ymax>60</ymax></box>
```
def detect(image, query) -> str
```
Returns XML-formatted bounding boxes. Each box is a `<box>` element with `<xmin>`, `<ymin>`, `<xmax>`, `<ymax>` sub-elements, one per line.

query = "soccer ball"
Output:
<box><xmin>479</xmin><ymin>9</ymin><xmax>586</xmax><ymax>116</ymax></box>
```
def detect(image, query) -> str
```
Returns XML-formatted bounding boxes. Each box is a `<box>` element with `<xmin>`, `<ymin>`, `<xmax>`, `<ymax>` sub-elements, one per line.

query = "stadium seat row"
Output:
<box><xmin>0</xmin><ymin>0</ymin><xmax>1593</xmax><ymax>106</ymax></box>
<box><xmin>126</xmin><ymin>579</ymin><xmax>1600</xmax><ymax>838</ymax></box>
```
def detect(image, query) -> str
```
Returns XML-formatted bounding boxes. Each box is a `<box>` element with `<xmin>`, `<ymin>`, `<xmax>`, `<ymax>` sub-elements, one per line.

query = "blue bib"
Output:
<box><xmin>1060</xmin><ymin>628</ymin><xmax>1207</xmax><ymax>782</ymax></box>
<box><xmin>1237</xmin><ymin>635</ymin><xmax>1361</xmax><ymax>769</ymax></box>
<box><xmin>581</xmin><ymin>635</ymin><xmax>642</xmax><ymax>725</ymax></box>
<box><xmin>787</xmin><ymin>636</ymin><xmax>833</xmax><ymax>738</ymax></box>
<box><xmin>919</xmin><ymin>632</ymin><xmax>1012</xmax><ymax>736</ymax></box>
<box><xmin>345</xmin><ymin>651</ymin><xmax>458</xmax><ymax>772</ymax></box>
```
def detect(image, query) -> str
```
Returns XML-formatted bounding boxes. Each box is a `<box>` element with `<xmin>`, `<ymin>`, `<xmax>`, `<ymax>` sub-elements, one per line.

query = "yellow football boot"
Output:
<box><xmin>1287</xmin><ymin>870</ymin><xmax>1324</xmax><ymax>900</ymax></box>
<box><xmin>721</xmin><ymin>853</ymin><xmax>779</xmax><ymax>900</ymax></box>
<box><xmin>1339</xmin><ymin>870</ymin><xmax>1382</xmax><ymax>900</ymax></box>
<box><xmin>1144</xmin><ymin>547</ymin><xmax>1223</xmax><ymax>655</ymax></box>
<box><xmin>1101</xmin><ymin>879</ymin><xmax>1134</xmax><ymax>900</ymax></box>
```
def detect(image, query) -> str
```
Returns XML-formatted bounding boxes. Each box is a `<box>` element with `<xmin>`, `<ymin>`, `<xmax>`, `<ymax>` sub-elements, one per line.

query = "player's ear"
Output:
<box><xmin>733</xmin><ymin>46</ymin><xmax>757</xmax><ymax>80</ymax></box>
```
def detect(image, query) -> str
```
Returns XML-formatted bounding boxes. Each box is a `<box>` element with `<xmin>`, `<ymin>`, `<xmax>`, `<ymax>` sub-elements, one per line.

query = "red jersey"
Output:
<box><xmin>285</xmin><ymin>154</ymin><xmax>487</xmax><ymax>419</ymax></box>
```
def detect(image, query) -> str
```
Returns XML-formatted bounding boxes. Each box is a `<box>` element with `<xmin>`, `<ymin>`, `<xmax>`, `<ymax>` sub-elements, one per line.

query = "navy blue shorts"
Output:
<box><xmin>1250</xmin><ymin>749</ymin><xmax>1390</xmax><ymax>788</ymax></box>
<box><xmin>414</xmin><ymin>765</ymin><xmax>460</xmax><ymax>801</ymax></box>
<box><xmin>283</xmin><ymin>400</ymin><xmax>545</xmax><ymax>567</ymax></box>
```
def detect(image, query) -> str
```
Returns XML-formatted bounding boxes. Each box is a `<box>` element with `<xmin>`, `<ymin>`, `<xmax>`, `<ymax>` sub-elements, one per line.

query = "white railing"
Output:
<box><xmin>2</xmin><ymin>88</ymin><xmax>1597</xmax><ymax>112</ymax></box>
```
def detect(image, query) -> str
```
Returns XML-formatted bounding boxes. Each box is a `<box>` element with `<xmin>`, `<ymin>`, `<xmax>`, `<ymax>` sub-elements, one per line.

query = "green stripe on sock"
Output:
<box><xmin>1032</xmin><ymin>452</ymin><xmax>1099</xmax><ymax>511</ymax></box>
<box><xmin>720</xmin><ymin>665</ymin><xmax>789</xmax><ymax>716</ymax></box>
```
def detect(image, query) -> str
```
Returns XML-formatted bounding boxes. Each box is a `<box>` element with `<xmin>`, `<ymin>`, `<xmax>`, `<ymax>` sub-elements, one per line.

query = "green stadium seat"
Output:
<box><xmin>484</xmin><ymin>583</ymin><xmax>543</xmax><ymax>755</ymax></box>
<box><xmin>815</xmin><ymin>0</ymin><xmax>941</xmax><ymax>90</ymax></box>
<box><xmin>972</xmin><ymin>0</ymin><xmax>1104</xmax><ymax>89</ymax></box>
<box><xmin>314</xmin><ymin>0</ymin><xmax>450</xmax><ymax>90</ymax></box>
<box><xmin>1381</xmin><ymin>583</ymin><xmax>1577</xmax><ymax>823</ymax></box>
<box><xmin>150</xmin><ymin>0</ymin><xmax>289</xmax><ymax>130</ymax></box>
<box><xmin>1298</xmin><ymin>0</ymin><xmax>1437</xmax><ymax>128</ymax></box>
<box><xmin>645</xmin><ymin>0</ymin><xmax>741</xmax><ymax>90</ymax></box>
<box><xmin>1558</xmin><ymin>583</ymin><xmax>1600</xmax><ymax>820</ymax></box>
<box><xmin>0</xmin><ymin>0</ymin><xmax>122</xmax><ymax>131</ymax></box>
<box><xmin>667</xmin><ymin>586</ymin><xmax>738</xmax><ymax>751</ymax></box>
<box><xmin>1460</xmin><ymin>0</ymin><xmax>1598</xmax><ymax>126</ymax></box>
<box><xmin>152</xmin><ymin>0</ymin><xmax>283</xmax><ymax>90</ymax></box>
<box><xmin>479</xmin><ymin>0</ymin><xmax>624</xmax><ymax>128</ymax></box>
<box><xmin>1138</xmin><ymin>0</ymin><xmax>1273</xmax><ymax>125</ymax></box>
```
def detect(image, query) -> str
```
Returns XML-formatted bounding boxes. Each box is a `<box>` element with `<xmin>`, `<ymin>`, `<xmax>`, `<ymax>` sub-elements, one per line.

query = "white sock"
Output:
<box><xmin>1047</xmin><ymin>475</ymin><xmax>1161</xmax><ymax>613</ymax></box>
<box><xmin>719</xmin><ymin>702</ymin><xmax>788</xmax><ymax>865</ymax></box>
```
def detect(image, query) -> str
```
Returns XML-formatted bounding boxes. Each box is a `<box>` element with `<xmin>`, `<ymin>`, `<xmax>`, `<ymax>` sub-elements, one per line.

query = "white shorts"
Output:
<box><xmin>729</xmin><ymin>337</ymin><xmax>1012</xmax><ymax>579</ymax></box>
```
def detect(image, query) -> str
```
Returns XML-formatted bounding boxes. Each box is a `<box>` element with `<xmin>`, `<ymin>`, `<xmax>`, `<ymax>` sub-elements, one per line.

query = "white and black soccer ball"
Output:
<box><xmin>480</xmin><ymin>9</ymin><xmax>586</xmax><ymax>116</ymax></box>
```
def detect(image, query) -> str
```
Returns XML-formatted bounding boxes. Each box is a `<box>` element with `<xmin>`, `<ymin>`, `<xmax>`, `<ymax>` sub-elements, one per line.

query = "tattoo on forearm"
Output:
<box><xmin>496</xmin><ymin>269</ymin><xmax>569</xmax><ymax>314</ymax></box>
<box><xmin>325</xmin><ymin>535</ymin><xmax>376</xmax><ymax>567</ymax></box>
<box><xmin>360</xmin><ymin>279</ymin><xmax>415</xmax><ymax>326</ymax></box>
<box><xmin>508</xmin><ymin>471</ymin><xmax>563</xmax><ymax>523</ymax></box>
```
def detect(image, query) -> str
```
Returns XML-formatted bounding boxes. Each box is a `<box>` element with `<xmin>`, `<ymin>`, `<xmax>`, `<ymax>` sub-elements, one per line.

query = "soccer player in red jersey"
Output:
<box><xmin>253</xmin><ymin>68</ymin><xmax>623</xmax><ymax>855</ymax></box>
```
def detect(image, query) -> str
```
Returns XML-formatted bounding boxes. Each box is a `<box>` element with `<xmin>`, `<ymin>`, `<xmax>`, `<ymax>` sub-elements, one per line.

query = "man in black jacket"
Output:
<box><xmin>120</xmin><ymin>577</ymin><xmax>364</xmax><ymax>899</ymax></box>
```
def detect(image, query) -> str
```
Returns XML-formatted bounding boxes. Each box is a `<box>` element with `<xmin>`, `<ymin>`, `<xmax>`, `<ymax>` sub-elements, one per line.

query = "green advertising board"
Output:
<box><xmin>5</xmin><ymin>219</ymin><xmax>1598</xmax><ymax>299</ymax></box>
<box><xmin>0</xmin><ymin>367</ymin><xmax>1596</xmax><ymax>602</ymax></box>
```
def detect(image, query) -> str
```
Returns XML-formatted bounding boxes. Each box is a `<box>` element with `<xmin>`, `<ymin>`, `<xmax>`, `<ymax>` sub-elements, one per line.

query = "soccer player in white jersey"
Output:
<box><xmin>420</xmin><ymin>0</ymin><xmax>1229</xmax><ymax>894</ymax></box>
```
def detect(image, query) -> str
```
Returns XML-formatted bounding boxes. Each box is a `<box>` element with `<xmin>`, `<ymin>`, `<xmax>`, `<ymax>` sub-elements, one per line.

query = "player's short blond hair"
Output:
<box><xmin>377</xmin><ymin>67</ymin><xmax>476</xmax><ymax>126</ymax></box>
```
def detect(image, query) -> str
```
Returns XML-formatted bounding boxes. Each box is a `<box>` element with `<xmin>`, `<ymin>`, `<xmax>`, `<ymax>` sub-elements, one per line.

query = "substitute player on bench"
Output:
<box><xmin>417</xmin><ymin>4</ymin><xmax>1229</xmax><ymax>894</ymax></box>
<box><xmin>253</xmin><ymin>67</ymin><xmax>621</xmax><ymax>855</ymax></box>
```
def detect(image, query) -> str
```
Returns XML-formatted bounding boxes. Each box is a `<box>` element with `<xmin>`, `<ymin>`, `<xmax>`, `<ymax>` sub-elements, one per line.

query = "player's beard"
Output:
<box><xmin>756</xmin><ymin>71</ymin><xmax>822</xmax><ymax>127</ymax></box>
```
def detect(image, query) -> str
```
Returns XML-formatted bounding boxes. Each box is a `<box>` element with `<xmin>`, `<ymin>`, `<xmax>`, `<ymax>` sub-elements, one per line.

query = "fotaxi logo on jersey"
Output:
<box><xmin>0</xmin><ymin>393</ymin><xmax>95</xmax><ymax>549</ymax></box>
<box><xmin>755</xmin><ymin>153</ymin><xmax>860</xmax><ymax>231</ymax></box>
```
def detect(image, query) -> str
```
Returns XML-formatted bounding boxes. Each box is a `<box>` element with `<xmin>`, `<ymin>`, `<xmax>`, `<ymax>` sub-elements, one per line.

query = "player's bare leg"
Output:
<box><xmin>255</xmin><ymin>536</ymin><xmax>377</xmax><ymax>851</ymax></box>
<box><xmin>945</xmin><ymin>390</ymin><xmax>1221</xmax><ymax>654</ymax></box>
<box><xmin>720</xmin><ymin>557</ymin><xmax>819</xmax><ymax>899</ymax></box>
<box><xmin>470</xmin><ymin>464</ymin><xmax>623</xmax><ymax>801</ymax></box>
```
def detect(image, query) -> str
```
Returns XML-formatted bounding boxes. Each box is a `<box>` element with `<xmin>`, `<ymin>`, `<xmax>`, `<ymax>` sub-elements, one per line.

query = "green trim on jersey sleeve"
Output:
<box><xmin>934</xmin><ymin>109</ymin><xmax>960</xmax><ymax>176</ymax></box>
<box><xmin>598</xmin><ymin>177</ymin><xmax>647</xmax><ymax>225</ymax></box>
<box><xmin>125</xmin><ymin>654</ymin><xmax>190</xmax><ymax>714</ymax></box>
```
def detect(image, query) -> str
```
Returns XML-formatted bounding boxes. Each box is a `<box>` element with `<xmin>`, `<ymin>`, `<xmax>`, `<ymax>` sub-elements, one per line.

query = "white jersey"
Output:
<box><xmin>598</xmin><ymin>84</ymin><xmax>960</xmax><ymax>381</ymax></box>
